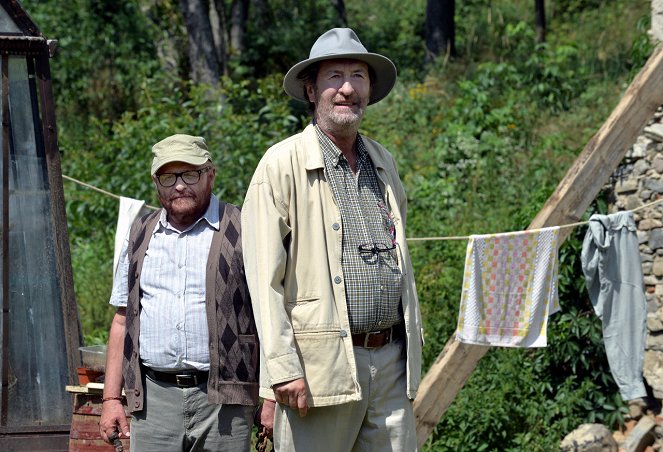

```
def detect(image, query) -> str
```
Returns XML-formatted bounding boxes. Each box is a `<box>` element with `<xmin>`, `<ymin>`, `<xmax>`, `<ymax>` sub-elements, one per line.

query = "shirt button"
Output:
<box><xmin>134</xmin><ymin>389</ymin><xmax>140</xmax><ymax>396</ymax></box>
<box><xmin>339</xmin><ymin>330</ymin><xmax>348</xmax><ymax>337</ymax></box>
<box><xmin>334</xmin><ymin>276</ymin><xmax>342</xmax><ymax>284</ymax></box>
<box><xmin>332</xmin><ymin>223</ymin><xmax>340</xmax><ymax>230</ymax></box>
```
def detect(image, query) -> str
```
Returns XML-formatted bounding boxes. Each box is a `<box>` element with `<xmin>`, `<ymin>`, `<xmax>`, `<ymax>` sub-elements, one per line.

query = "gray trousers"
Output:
<box><xmin>130</xmin><ymin>373</ymin><xmax>256</xmax><ymax>452</ymax></box>
<box><xmin>273</xmin><ymin>338</ymin><xmax>416</xmax><ymax>451</ymax></box>
<box><xmin>581</xmin><ymin>211</ymin><xmax>647</xmax><ymax>401</ymax></box>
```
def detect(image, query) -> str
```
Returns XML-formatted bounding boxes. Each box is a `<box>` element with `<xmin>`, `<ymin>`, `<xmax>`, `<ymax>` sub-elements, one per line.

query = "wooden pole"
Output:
<box><xmin>414</xmin><ymin>42</ymin><xmax>663</xmax><ymax>448</ymax></box>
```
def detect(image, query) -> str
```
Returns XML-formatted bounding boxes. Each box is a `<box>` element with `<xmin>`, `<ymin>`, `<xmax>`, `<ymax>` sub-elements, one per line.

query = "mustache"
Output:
<box><xmin>168</xmin><ymin>193</ymin><xmax>195</xmax><ymax>201</ymax></box>
<box><xmin>333</xmin><ymin>98</ymin><xmax>359</xmax><ymax>105</ymax></box>
<box><xmin>332</xmin><ymin>93</ymin><xmax>361</xmax><ymax>103</ymax></box>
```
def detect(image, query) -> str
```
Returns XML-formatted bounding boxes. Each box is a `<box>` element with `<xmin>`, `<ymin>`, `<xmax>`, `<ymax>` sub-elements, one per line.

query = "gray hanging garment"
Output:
<box><xmin>581</xmin><ymin>211</ymin><xmax>647</xmax><ymax>401</ymax></box>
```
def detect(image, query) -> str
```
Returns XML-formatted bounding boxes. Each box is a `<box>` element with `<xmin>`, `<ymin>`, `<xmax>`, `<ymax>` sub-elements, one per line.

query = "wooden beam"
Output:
<box><xmin>414</xmin><ymin>42</ymin><xmax>663</xmax><ymax>448</ymax></box>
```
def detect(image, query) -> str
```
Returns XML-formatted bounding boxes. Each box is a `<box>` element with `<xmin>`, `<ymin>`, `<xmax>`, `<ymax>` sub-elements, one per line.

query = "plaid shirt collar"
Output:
<box><xmin>315</xmin><ymin>124</ymin><xmax>368</xmax><ymax>169</ymax></box>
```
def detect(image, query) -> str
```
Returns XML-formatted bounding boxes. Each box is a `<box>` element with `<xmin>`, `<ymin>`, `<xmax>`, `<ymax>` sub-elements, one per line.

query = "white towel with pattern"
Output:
<box><xmin>456</xmin><ymin>226</ymin><xmax>560</xmax><ymax>347</ymax></box>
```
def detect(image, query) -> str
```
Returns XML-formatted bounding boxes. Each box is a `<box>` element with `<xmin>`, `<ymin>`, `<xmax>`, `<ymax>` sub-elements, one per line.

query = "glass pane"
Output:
<box><xmin>0</xmin><ymin>5</ymin><xmax>22</xmax><ymax>34</ymax></box>
<box><xmin>0</xmin><ymin>56</ymin><xmax>70</xmax><ymax>427</ymax></box>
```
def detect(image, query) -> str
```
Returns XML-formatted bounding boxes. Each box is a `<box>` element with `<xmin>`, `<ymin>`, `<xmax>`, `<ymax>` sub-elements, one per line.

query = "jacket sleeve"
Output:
<box><xmin>241</xmin><ymin>165</ymin><xmax>305</xmax><ymax>389</ymax></box>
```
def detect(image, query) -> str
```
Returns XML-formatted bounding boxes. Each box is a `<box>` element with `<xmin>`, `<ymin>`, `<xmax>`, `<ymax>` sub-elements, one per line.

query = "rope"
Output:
<box><xmin>62</xmin><ymin>174</ymin><xmax>159</xmax><ymax>210</ymax></box>
<box><xmin>61</xmin><ymin>173</ymin><xmax>663</xmax><ymax>242</ymax></box>
<box><xmin>404</xmin><ymin>196</ymin><xmax>663</xmax><ymax>242</ymax></box>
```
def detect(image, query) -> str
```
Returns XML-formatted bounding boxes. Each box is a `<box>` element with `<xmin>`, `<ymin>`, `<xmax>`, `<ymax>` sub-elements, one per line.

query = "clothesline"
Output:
<box><xmin>407</xmin><ymin>197</ymin><xmax>663</xmax><ymax>242</ymax></box>
<box><xmin>62</xmin><ymin>174</ymin><xmax>159</xmax><ymax>211</ymax></box>
<box><xmin>61</xmin><ymin>173</ymin><xmax>663</xmax><ymax>242</ymax></box>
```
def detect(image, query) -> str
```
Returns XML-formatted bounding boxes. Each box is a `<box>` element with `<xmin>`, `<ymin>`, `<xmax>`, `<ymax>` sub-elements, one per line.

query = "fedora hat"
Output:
<box><xmin>283</xmin><ymin>28</ymin><xmax>397</xmax><ymax>105</ymax></box>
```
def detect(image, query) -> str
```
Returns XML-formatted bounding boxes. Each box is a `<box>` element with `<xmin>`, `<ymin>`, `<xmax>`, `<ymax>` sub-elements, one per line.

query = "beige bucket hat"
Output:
<box><xmin>283</xmin><ymin>28</ymin><xmax>397</xmax><ymax>106</ymax></box>
<box><xmin>151</xmin><ymin>134</ymin><xmax>211</xmax><ymax>175</ymax></box>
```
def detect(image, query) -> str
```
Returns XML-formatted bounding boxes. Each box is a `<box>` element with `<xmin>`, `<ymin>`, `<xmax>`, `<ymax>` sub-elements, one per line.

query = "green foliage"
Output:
<box><xmin>65</xmin><ymin>71</ymin><xmax>298</xmax><ymax>238</ymax></box>
<box><xmin>630</xmin><ymin>15</ymin><xmax>657</xmax><ymax>72</ymax></box>
<box><xmin>239</xmin><ymin>0</ymin><xmax>346</xmax><ymax>77</ymax></box>
<box><xmin>346</xmin><ymin>0</ymin><xmax>426</xmax><ymax>78</ymax></box>
<box><xmin>552</xmin><ymin>0</ymin><xmax>614</xmax><ymax>17</ymax></box>
<box><xmin>72</xmin><ymin>237</ymin><xmax>114</xmax><ymax>345</ymax></box>
<box><xmin>23</xmin><ymin>0</ymin><xmax>160</xmax><ymax>132</ymax></box>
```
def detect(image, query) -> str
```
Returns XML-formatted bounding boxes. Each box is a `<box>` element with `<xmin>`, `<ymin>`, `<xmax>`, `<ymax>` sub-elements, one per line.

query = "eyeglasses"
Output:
<box><xmin>156</xmin><ymin>167</ymin><xmax>212</xmax><ymax>187</ymax></box>
<box><xmin>358</xmin><ymin>242</ymin><xmax>396</xmax><ymax>255</ymax></box>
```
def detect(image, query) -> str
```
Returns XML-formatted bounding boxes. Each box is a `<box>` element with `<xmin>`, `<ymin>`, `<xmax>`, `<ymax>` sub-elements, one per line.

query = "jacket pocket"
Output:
<box><xmin>286</xmin><ymin>297</ymin><xmax>339</xmax><ymax>332</ymax></box>
<box><xmin>293</xmin><ymin>331</ymin><xmax>355</xmax><ymax>399</ymax></box>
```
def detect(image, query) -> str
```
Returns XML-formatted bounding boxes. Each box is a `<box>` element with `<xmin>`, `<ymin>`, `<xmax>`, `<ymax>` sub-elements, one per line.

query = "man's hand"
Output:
<box><xmin>99</xmin><ymin>400</ymin><xmax>130</xmax><ymax>444</ymax></box>
<box><xmin>255</xmin><ymin>398</ymin><xmax>276</xmax><ymax>439</ymax></box>
<box><xmin>273</xmin><ymin>378</ymin><xmax>308</xmax><ymax>417</ymax></box>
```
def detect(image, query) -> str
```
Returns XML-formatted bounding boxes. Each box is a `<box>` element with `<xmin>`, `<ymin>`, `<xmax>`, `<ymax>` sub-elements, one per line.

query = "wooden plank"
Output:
<box><xmin>623</xmin><ymin>416</ymin><xmax>656</xmax><ymax>452</ymax></box>
<box><xmin>414</xmin><ymin>41</ymin><xmax>663</xmax><ymax>448</ymax></box>
<box><xmin>66</xmin><ymin>385</ymin><xmax>103</xmax><ymax>394</ymax></box>
<box><xmin>0</xmin><ymin>433</ymin><xmax>69</xmax><ymax>451</ymax></box>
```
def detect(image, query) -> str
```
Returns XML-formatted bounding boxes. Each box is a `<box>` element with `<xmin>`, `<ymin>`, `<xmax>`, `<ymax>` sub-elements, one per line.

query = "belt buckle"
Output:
<box><xmin>176</xmin><ymin>374</ymin><xmax>197</xmax><ymax>387</ymax></box>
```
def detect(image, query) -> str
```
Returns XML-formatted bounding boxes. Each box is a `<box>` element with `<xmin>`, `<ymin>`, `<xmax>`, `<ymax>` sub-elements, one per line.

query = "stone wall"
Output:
<box><xmin>652</xmin><ymin>0</ymin><xmax>663</xmax><ymax>42</ymax></box>
<box><xmin>610</xmin><ymin>108</ymin><xmax>663</xmax><ymax>402</ymax></box>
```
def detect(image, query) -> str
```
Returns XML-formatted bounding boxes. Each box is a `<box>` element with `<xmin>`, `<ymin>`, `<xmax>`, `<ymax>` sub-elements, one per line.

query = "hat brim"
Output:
<box><xmin>283</xmin><ymin>53</ymin><xmax>397</xmax><ymax>106</ymax></box>
<box><xmin>151</xmin><ymin>155</ymin><xmax>210</xmax><ymax>175</ymax></box>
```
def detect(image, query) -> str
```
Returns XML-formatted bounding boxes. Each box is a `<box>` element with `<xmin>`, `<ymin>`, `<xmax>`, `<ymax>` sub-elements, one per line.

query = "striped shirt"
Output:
<box><xmin>316</xmin><ymin>125</ymin><xmax>403</xmax><ymax>334</ymax></box>
<box><xmin>110</xmin><ymin>195</ymin><xmax>220</xmax><ymax>371</ymax></box>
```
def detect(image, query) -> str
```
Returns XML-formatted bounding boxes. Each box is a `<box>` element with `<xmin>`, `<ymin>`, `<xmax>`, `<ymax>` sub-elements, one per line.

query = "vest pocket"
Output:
<box><xmin>238</xmin><ymin>334</ymin><xmax>259</xmax><ymax>382</ymax></box>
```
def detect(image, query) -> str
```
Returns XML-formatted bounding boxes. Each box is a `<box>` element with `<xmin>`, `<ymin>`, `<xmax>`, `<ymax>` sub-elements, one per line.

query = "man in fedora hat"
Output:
<box><xmin>99</xmin><ymin>134</ymin><xmax>261</xmax><ymax>451</ymax></box>
<box><xmin>242</xmin><ymin>28</ymin><xmax>423</xmax><ymax>450</ymax></box>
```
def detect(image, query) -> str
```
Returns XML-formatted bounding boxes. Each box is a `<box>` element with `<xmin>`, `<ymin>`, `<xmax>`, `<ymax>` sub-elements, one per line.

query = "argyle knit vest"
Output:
<box><xmin>122</xmin><ymin>201</ymin><xmax>259</xmax><ymax>412</ymax></box>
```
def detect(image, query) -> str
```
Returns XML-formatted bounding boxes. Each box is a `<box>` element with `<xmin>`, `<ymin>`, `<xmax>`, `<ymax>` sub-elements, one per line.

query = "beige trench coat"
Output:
<box><xmin>242</xmin><ymin>124</ymin><xmax>423</xmax><ymax>407</ymax></box>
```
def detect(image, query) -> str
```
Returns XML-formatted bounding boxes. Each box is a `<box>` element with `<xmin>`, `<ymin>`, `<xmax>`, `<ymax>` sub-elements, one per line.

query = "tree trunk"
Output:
<box><xmin>210</xmin><ymin>0</ymin><xmax>228</xmax><ymax>76</ymax></box>
<box><xmin>229</xmin><ymin>0</ymin><xmax>249</xmax><ymax>56</ymax></box>
<box><xmin>178</xmin><ymin>0</ymin><xmax>221</xmax><ymax>85</ymax></box>
<box><xmin>425</xmin><ymin>0</ymin><xmax>456</xmax><ymax>62</ymax></box>
<box><xmin>329</xmin><ymin>0</ymin><xmax>347</xmax><ymax>26</ymax></box>
<box><xmin>535</xmin><ymin>0</ymin><xmax>546</xmax><ymax>43</ymax></box>
<box><xmin>140</xmin><ymin>1</ymin><xmax>186</xmax><ymax>78</ymax></box>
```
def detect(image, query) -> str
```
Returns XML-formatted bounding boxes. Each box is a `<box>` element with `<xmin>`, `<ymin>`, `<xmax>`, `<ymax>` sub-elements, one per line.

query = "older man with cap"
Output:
<box><xmin>99</xmin><ymin>134</ymin><xmax>260</xmax><ymax>451</ymax></box>
<box><xmin>242</xmin><ymin>28</ymin><xmax>424</xmax><ymax>450</ymax></box>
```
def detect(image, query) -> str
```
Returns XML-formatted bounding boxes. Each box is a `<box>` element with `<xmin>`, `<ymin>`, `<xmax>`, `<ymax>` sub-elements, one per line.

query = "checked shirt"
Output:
<box><xmin>316</xmin><ymin>125</ymin><xmax>403</xmax><ymax>334</ymax></box>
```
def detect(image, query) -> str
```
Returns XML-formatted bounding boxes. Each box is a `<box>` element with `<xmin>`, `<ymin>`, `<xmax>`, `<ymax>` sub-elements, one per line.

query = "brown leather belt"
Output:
<box><xmin>145</xmin><ymin>368</ymin><xmax>208</xmax><ymax>388</ymax></box>
<box><xmin>352</xmin><ymin>323</ymin><xmax>405</xmax><ymax>348</ymax></box>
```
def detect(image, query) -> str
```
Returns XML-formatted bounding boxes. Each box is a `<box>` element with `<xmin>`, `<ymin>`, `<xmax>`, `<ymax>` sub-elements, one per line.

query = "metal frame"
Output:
<box><xmin>0</xmin><ymin>2</ymin><xmax>81</xmax><ymax>447</ymax></box>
